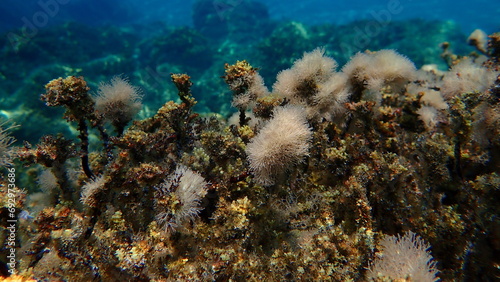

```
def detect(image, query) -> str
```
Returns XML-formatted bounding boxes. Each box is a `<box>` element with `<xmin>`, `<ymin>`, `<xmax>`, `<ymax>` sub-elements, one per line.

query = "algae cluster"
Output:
<box><xmin>0</xmin><ymin>1</ymin><xmax>499</xmax><ymax>281</ymax></box>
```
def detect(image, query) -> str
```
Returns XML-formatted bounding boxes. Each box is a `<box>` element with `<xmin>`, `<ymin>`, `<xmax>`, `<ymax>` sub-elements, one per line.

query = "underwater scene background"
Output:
<box><xmin>0</xmin><ymin>0</ymin><xmax>499</xmax><ymax>281</ymax></box>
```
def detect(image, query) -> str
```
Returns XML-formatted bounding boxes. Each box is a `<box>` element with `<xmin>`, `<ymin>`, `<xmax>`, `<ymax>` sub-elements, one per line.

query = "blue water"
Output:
<box><xmin>1</xmin><ymin>0</ymin><xmax>498</xmax><ymax>34</ymax></box>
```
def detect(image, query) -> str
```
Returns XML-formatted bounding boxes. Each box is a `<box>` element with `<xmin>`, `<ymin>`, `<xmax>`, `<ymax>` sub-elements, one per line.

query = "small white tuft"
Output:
<box><xmin>0</xmin><ymin>120</ymin><xmax>18</xmax><ymax>167</ymax></box>
<box><xmin>368</xmin><ymin>231</ymin><xmax>440</xmax><ymax>282</ymax></box>
<box><xmin>155</xmin><ymin>165</ymin><xmax>208</xmax><ymax>232</ymax></box>
<box><xmin>273</xmin><ymin>48</ymin><xmax>337</xmax><ymax>104</ymax></box>
<box><xmin>291</xmin><ymin>47</ymin><xmax>338</xmax><ymax>81</ymax></box>
<box><xmin>312</xmin><ymin>72</ymin><xmax>350</xmax><ymax>120</ymax></box>
<box><xmin>417</xmin><ymin>106</ymin><xmax>440</xmax><ymax>130</ymax></box>
<box><xmin>38</xmin><ymin>169</ymin><xmax>58</xmax><ymax>193</ymax></box>
<box><xmin>342</xmin><ymin>49</ymin><xmax>416</xmax><ymax>92</ymax></box>
<box><xmin>95</xmin><ymin>76</ymin><xmax>143</xmax><ymax>126</ymax></box>
<box><xmin>80</xmin><ymin>175</ymin><xmax>106</xmax><ymax>207</ymax></box>
<box><xmin>467</xmin><ymin>29</ymin><xmax>488</xmax><ymax>53</ymax></box>
<box><xmin>246</xmin><ymin>106</ymin><xmax>313</xmax><ymax>186</ymax></box>
<box><xmin>441</xmin><ymin>59</ymin><xmax>499</xmax><ymax>99</ymax></box>
<box><xmin>421</xmin><ymin>89</ymin><xmax>448</xmax><ymax>110</ymax></box>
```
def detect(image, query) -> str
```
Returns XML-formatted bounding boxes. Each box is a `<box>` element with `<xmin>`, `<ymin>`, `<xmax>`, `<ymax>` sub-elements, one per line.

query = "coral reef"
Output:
<box><xmin>2</xmin><ymin>25</ymin><xmax>500</xmax><ymax>282</ymax></box>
